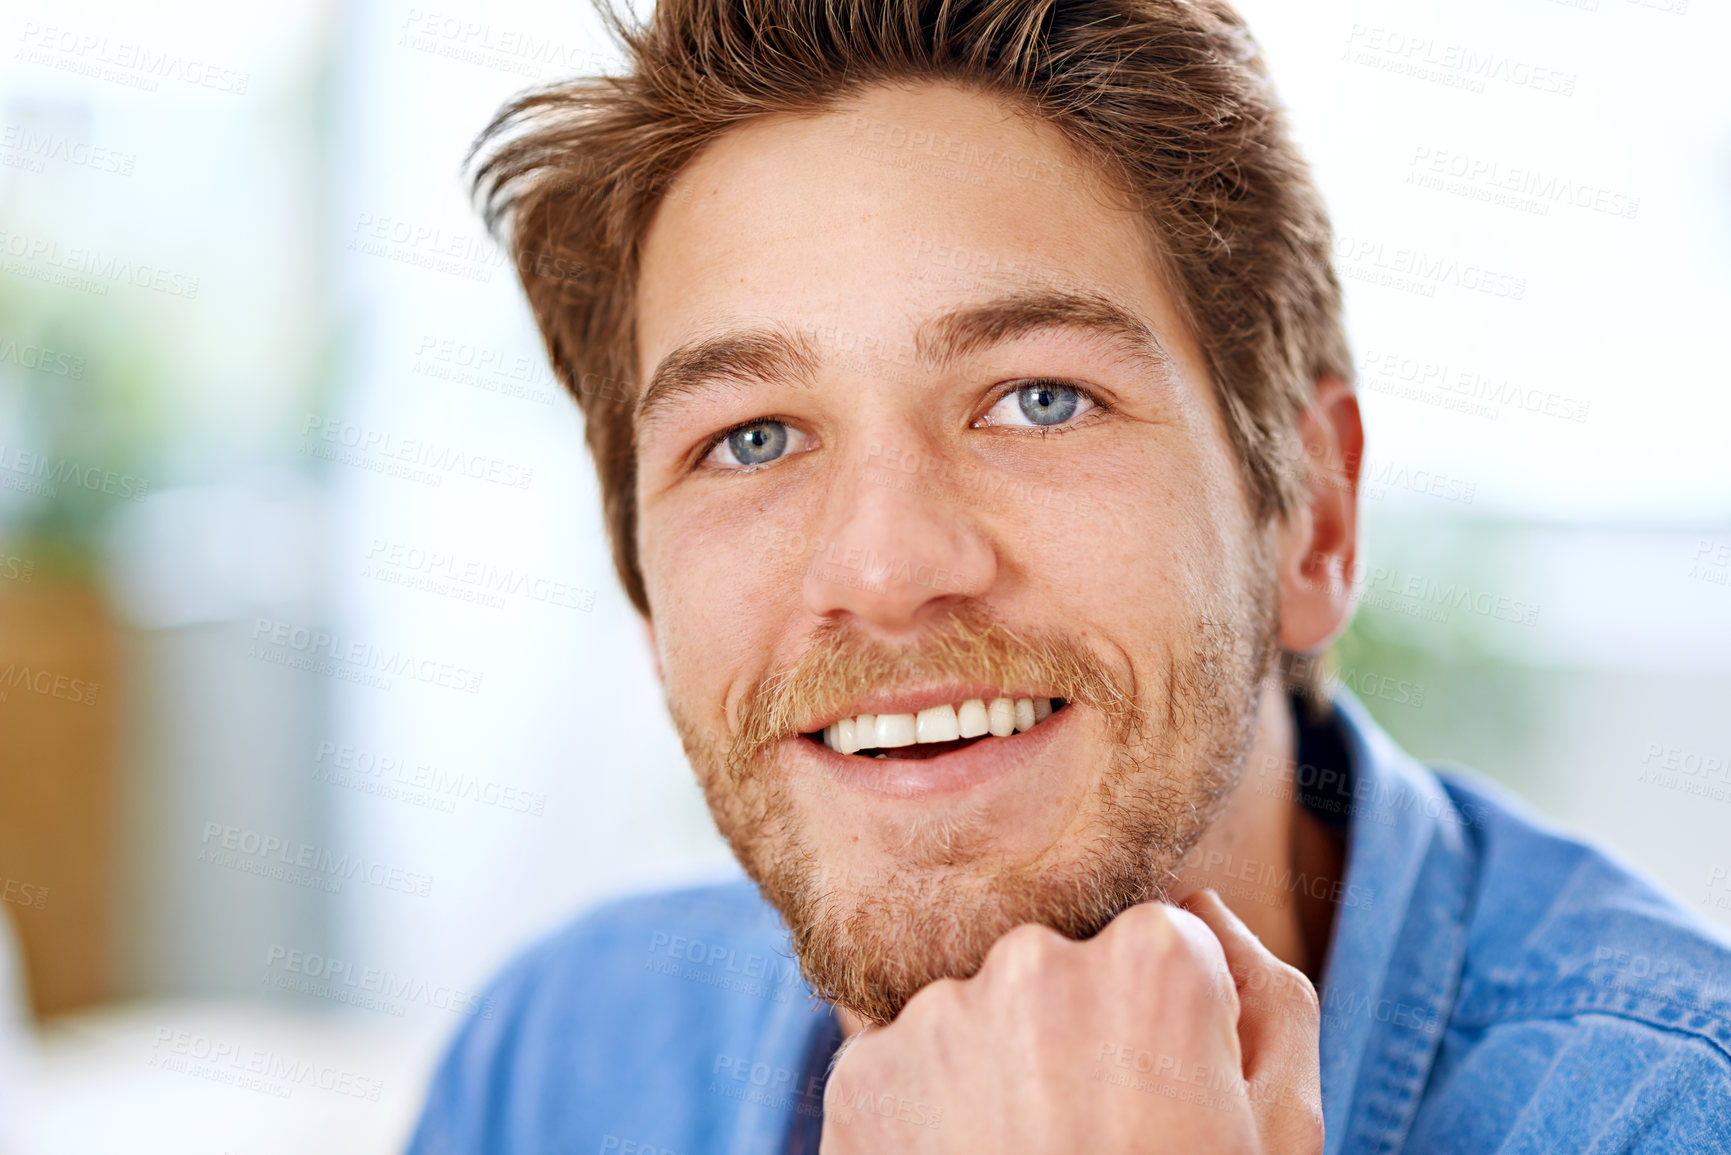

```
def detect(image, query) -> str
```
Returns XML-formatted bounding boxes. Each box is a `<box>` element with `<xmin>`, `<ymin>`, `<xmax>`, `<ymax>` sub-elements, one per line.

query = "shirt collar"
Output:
<box><xmin>1311</xmin><ymin>690</ymin><xmax>1478</xmax><ymax>1155</ymax></box>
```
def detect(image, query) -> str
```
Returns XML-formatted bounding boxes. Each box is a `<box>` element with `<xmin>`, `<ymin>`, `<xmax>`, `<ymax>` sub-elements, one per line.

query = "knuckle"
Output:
<box><xmin>1241</xmin><ymin>959</ymin><xmax>1318</xmax><ymax>1030</ymax></box>
<box><xmin>1005</xmin><ymin>920</ymin><xmax>1065</xmax><ymax>950</ymax></box>
<box><xmin>1105</xmin><ymin>901</ymin><xmax>1182</xmax><ymax>963</ymax></box>
<box><xmin>1113</xmin><ymin>908</ymin><xmax>1225</xmax><ymax>1003</ymax></box>
<box><xmin>1270</xmin><ymin>959</ymin><xmax>1320</xmax><ymax>1017</ymax></box>
<box><xmin>978</xmin><ymin>924</ymin><xmax>1075</xmax><ymax>1007</ymax></box>
<box><xmin>986</xmin><ymin>921</ymin><xmax>1065</xmax><ymax>970</ymax></box>
<box><xmin>900</xmin><ymin>974</ymin><xmax>964</xmax><ymax>1021</ymax></box>
<box><xmin>1122</xmin><ymin>899</ymin><xmax>1180</xmax><ymax>936</ymax></box>
<box><xmin>1289</xmin><ymin>979</ymin><xmax>1322</xmax><ymax>1035</ymax></box>
<box><xmin>827</xmin><ymin>1036</ymin><xmax>886</xmax><ymax>1092</ymax></box>
<box><xmin>1163</xmin><ymin>903</ymin><xmax>1223</xmax><ymax>957</ymax></box>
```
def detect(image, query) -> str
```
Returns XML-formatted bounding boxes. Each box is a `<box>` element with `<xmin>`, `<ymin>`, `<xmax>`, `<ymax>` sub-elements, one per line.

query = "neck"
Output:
<box><xmin>1170</xmin><ymin>681</ymin><xmax>1343</xmax><ymax>980</ymax></box>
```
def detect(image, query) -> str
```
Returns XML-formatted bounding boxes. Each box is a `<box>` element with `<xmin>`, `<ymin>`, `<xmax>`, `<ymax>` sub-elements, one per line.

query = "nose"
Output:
<box><xmin>801</xmin><ymin>436</ymin><xmax>998</xmax><ymax>633</ymax></box>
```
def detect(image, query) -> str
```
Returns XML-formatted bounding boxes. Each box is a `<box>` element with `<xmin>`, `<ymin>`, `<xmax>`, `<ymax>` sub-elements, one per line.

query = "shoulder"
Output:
<box><xmin>1412</xmin><ymin>770</ymin><xmax>1731</xmax><ymax>1150</ymax></box>
<box><xmin>1408</xmin><ymin>1010</ymin><xmax>1731</xmax><ymax>1152</ymax></box>
<box><xmin>468</xmin><ymin>877</ymin><xmax>803</xmax><ymax>1055</ymax></box>
<box><xmin>505</xmin><ymin>876</ymin><xmax>797</xmax><ymax>993</ymax></box>
<box><xmin>406</xmin><ymin>878</ymin><xmax>820</xmax><ymax>1155</ymax></box>
<box><xmin>1439</xmin><ymin>769</ymin><xmax>1731</xmax><ymax>1050</ymax></box>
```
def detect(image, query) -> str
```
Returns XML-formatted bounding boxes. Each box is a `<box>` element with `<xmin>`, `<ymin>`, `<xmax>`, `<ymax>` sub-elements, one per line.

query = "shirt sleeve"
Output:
<box><xmin>402</xmin><ymin>943</ymin><xmax>547</xmax><ymax>1155</ymax></box>
<box><xmin>1405</xmin><ymin>1013</ymin><xmax>1731</xmax><ymax>1153</ymax></box>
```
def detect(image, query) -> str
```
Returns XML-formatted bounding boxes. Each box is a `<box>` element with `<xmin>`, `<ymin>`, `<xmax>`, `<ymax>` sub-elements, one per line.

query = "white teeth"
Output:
<box><xmin>916</xmin><ymin>704</ymin><xmax>960</xmax><ymax>743</ymax></box>
<box><xmin>821</xmin><ymin>698</ymin><xmax>1057</xmax><ymax>753</ymax></box>
<box><xmin>875</xmin><ymin>713</ymin><xmax>917</xmax><ymax>748</ymax></box>
<box><xmin>957</xmin><ymin>699</ymin><xmax>989</xmax><ymax>739</ymax></box>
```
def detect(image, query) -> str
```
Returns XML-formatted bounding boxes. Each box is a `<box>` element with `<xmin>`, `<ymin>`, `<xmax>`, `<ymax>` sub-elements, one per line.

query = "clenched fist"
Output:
<box><xmin>821</xmin><ymin>891</ymin><xmax>1323</xmax><ymax>1153</ymax></box>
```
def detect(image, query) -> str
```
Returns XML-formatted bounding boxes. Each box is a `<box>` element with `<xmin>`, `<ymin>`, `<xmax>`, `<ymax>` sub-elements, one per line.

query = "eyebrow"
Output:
<box><xmin>633</xmin><ymin>287</ymin><xmax>1178</xmax><ymax>432</ymax></box>
<box><xmin>634</xmin><ymin>328</ymin><xmax>823</xmax><ymax>433</ymax></box>
<box><xmin>916</xmin><ymin>288</ymin><xmax>1178</xmax><ymax>379</ymax></box>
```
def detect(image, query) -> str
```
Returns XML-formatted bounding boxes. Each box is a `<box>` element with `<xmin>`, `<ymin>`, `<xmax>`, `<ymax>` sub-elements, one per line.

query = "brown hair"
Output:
<box><xmin>470</xmin><ymin>0</ymin><xmax>1351</xmax><ymax>695</ymax></box>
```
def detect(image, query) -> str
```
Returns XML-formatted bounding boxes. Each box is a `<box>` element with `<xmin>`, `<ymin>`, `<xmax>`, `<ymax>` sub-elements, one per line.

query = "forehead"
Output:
<box><xmin>632</xmin><ymin>82</ymin><xmax>1205</xmax><ymax>388</ymax></box>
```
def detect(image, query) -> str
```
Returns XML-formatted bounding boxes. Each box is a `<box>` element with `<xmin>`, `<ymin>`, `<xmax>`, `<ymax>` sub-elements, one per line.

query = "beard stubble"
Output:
<box><xmin>669</xmin><ymin>584</ymin><xmax>1278</xmax><ymax>1025</ymax></box>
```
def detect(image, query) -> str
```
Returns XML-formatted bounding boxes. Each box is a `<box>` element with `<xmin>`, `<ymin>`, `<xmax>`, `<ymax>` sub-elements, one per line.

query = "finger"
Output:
<box><xmin>1098</xmin><ymin>901</ymin><xmax>1243</xmax><ymax>1066</ymax></box>
<box><xmin>1179</xmin><ymin>890</ymin><xmax>1310</xmax><ymax>1064</ymax></box>
<box><xmin>1181</xmin><ymin>889</ymin><xmax>1323</xmax><ymax>1151</ymax></box>
<box><xmin>1105</xmin><ymin>898</ymin><xmax>1235</xmax><ymax>981</ymax></box>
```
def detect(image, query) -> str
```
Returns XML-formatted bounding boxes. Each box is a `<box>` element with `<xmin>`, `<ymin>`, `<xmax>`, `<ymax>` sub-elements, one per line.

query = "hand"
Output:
<box><xmin>819</xmin><ymin>890</ymin><xmax>1323</xmax><ymax>1153</ymax></box>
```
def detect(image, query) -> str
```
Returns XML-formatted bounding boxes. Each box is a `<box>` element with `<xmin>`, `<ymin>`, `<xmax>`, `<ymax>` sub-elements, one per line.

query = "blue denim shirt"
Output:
<box><xmin>407</xmin><ymin>694</ymin><xmax>1731</xmax><ymax>1152</ymax></box>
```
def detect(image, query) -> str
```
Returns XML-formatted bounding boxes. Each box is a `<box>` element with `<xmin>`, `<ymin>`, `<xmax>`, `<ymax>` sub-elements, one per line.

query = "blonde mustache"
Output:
<box><xmin>724</xmin><ymin>605</ymin><xmax>1147</xmax><ymax>782</ymax></box>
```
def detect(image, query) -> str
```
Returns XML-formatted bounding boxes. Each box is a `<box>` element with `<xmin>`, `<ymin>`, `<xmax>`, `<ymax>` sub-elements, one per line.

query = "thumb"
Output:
<box><xmin>1181</xmin><ymin>889</ymin><xmax>1324</xmax><ymax>1153</ymax></box>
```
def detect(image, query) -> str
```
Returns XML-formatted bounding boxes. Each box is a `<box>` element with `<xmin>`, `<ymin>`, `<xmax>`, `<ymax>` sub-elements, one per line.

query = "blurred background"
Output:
<box><xmin>0</xmin><ymin>0</ymin><xmax>1727</xmax><ymax>1150</ymax></box>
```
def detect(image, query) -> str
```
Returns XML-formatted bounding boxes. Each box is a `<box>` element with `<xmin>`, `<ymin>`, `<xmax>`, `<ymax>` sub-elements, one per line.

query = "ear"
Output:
<box><xmin>1275</xmin><ymin>374</ymin><xmax>1363</xmax><ymax>655</ymax></box>
<box><xmin>641</xmin><ymin>615</ymin><xmax>664</xmax><ymax>684</ymax></box>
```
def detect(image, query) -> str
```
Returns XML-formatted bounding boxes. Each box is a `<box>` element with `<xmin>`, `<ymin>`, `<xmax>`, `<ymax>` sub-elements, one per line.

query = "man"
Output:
<box><xmin>408</xmin><ymin>1</ymin><xmax>1731</xmax><ymax>1151</ymax></box>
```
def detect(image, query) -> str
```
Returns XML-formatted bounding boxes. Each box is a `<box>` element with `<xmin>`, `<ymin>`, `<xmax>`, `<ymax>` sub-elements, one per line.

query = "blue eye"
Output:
<box><xmin>1017</xmin><ymin>382</ymin><xmax>1079</xmax><ymax>425</ymax></box>
<box><xmin>705</xmin><ymin>420</ymin><xmax>813</xmax><ymax>469</ymax></box>
<box><xmin>728</xmin><ymin>422</ymin><xmax>786</xmax><ymax>464</ymax></box>
<box><xmin>982</xmin><ymin>380</ymin><xmax>1096</xmax><ymax>429</ymax></box>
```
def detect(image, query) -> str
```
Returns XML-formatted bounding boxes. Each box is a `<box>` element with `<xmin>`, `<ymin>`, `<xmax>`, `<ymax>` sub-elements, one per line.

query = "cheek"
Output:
<box><xmin>1011</xmin><ymin>444</ymin><xmax>1239</xmax><ymax>642</ymax></box>
<box><xmin>638</xmin><ymin>492</ymin><xmax>805</xmax><ymax>716</ymax></box>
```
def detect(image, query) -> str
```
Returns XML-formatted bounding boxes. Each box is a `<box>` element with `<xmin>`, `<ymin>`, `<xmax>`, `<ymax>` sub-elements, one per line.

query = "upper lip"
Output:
<box><xmin>797</xmin><ymin>683</ymin><xmax>1060</xmax><ymax>735</ymax></box>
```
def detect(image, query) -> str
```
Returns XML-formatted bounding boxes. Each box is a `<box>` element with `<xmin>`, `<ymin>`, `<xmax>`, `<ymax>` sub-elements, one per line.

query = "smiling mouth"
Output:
<box><xmin>801</xmin><ymin>697</ymin><xmax>1068</xmax><ymax>760</ymax></box>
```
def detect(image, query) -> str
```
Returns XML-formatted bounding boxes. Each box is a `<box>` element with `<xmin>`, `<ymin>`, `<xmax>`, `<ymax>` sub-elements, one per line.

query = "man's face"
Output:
<box><xmin>632</xmin><ymin>83</ymin><xmax>1280</xmax><ymax>1023</ymax></box>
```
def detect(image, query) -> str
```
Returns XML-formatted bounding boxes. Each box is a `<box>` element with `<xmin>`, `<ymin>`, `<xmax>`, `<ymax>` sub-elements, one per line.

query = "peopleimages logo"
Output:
<box><xmin>396</xmin><ymin>9</ymin><xmax>609</xmax><ymax>82</ymax></box>
<box><xmin>0</xmin><ymin>875</ymin><xmax>47</xmax><ymax>911</ymax></box>
<box><xmin>0</xmin><ymin>123</ymin><xmax>136</xmax><ymax>177</ymax></box>
<box><xmin>0</xmin><ymin>227</ymin><xmax>199</xmax><ymax>298</ymax></box>
<box><xmin>1332</xmin><ymin>234</ymin><xmax>1527</xmax><ymax>301</ymax></box>
<box><xmin>1183</xmin><ymin>849</ymin><xmax>1377</xmax><ymax>912</ymax></box>
<box><xmin>313</xmin><ymin>740</ymin><xmax>547</xmax><ymax>817</ymax></box>
<box><xmin>1357</xmin><ymin>347</ymin><xmax>1591</xmax><ymax>424</ymax></box>
<box><xmin>1407</xmin><ymin>147</ymin><xmax>1640</xmax><ymax>221</ymax></box>
<box><xmin>0</xmin><ymin>335</ymin><xmax>86</xmax><ymax>377</ymax></box>
<box><xmin>1340</xmin><ymin>25</ymin><xmax>1577</xmax><ymax>97</ymax></box>
<box><xmin>247</xmin><ymin>617</ymin><xmax>485</xmax><ymax>695</ymax></box>
<box><xmin>263</xmin><ymin>944</ymin><xmax>495</xmax><ymax>1019</ymax></box>
<box><xmin>148</xmin><ymin>1028</ymin><xmax>381</xmax><ymax>1102</ymax></box>
<box><xmin>646</xmin><ymin>930</ymin><xmax>807</xmax><ymax>1005</ymax></box>
<box><xmin>1351</xmin><ymin>563</ymin><xmax>1540</xmax><ymax>628</ymax></box>
<box><xmin>363</xmin><ymin>538</ymin><xmax>597</xmax><ymax>613</ymax></box>
<box><xmin>300</xmin><ymin>415</ymin><xmax>534</xmax><ymax>490</ymax></box>
<box><xmin>198</xmin><ymin>821</ymin><xmax>434</xmax><ymax>898</ymax></box>
<box><xmin>15</xmin><ymin>22</ymin><xmax>251</xmax><ymax>94</ymax></box>
<box><xmin>0</xmin><ymin>443</ymin><xmax>149</xmax><ymax>501</ymax></box>
<box><xmin>0</xmin><ymin>662</ymin><xmax>99</xmax><ymax>706</ymax></box>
